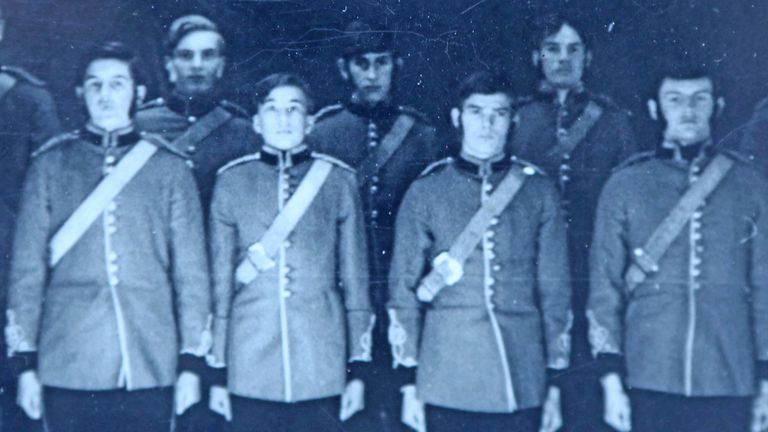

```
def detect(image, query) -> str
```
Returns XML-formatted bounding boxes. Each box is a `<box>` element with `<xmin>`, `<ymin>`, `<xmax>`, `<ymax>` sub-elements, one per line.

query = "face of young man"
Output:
<box><xmin>654</xmin><ymin>77</ymin><xmax>717</xmax><ymax>146</ymax></box>
<box><xmin>166</xmin><ymin>30</ymin><xmax>225</xmax><ymax>97</ymax></box>
<box><xmin>535</xmin><ymin>23</ymin><xmax>588</xmax><ymax>90</ymax></box>
<box><xmin>344</xmin><ymin>52</ymin><xmax>395</xmax><ymax>106</ymax></box>
<box><xmin>253</xmin><ymin>85</ymin><xmax>313</xmax><ymax>151</ymax></box>
<box><xmin>451</xmin><ymin>93</ymin><xmax>513</xmax><ymax>159</ymax></box>
<box><xmin>79</xmin><ymin>58</ymin><xmax>137</xmax><ymax>130</ymax></box>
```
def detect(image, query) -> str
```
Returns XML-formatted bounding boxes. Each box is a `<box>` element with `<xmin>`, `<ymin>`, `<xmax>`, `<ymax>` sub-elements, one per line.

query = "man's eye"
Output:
<box><xmin>353</xmin><ymin>59</ymin><xmax>370</xmax><ymax>69</ymax></box>
<box><xmin>201</xmin><ymin>50</ymin><xmax>219</xmax><ymax>61</ymax></box>
<box><xmin>375</xmin><ymin>57</ymin><xmax>391</xmax><ymax>67</ymax></box>
<box><xmin>175</xmin><ymin>50</ymin><xmax>194</xmax><ymax>61</ymax></box>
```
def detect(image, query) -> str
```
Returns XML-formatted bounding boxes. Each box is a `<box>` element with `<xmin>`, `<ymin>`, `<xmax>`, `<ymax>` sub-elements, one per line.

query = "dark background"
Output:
<box><xmin>1</xmin><ymin>0</ymin><xmax>767</xmax><ymax>148</ymax></box>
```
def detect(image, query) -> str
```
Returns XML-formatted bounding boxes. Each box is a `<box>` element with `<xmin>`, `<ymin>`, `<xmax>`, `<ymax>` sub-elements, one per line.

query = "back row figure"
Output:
<box><xmin>0</xmin><ymin>9</ymin><xmax>767</xmax><ymax>432</ymax></box>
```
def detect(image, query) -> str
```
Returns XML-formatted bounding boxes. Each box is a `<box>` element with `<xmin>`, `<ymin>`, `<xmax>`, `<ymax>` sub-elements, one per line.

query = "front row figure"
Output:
<box><xmin>6</xmin><ymin>42</ymin><xmax>211</xmax><ymax>432</ymax></box>
<box><xmin>387</xmin><ymin>71</ymin><xmax>573</xmax><ymax>432</ymax></box>
<box><xmin>205</xmin><ymin>73</ymin><xmax>375</xmax><ymax>432</ymax></box>
<box><xmin>588</xmin><ymin>66</ymin><xmax>768</xmax><ymax>432</ymax></box>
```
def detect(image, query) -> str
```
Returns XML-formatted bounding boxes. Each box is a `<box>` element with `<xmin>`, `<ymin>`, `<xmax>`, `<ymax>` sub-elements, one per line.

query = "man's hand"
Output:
<box><xmin>539</xmin><ymin>385</ymin><xmax>563</xmax><ymax>432</ymax></box>
<box><xmin>17</xmin><ymin>370</ymin><xmax>42</xmax><ymax>420</ymax></box>
<box><xmin>401</xmin><ymin>384</ymin><xmax>426</xmax><ymax>432</ymax></box>
<box><xmin>174</xmin><ymin>371</ymin><xmax>201</xmax><ymax>416</ymax></box>
<box><xmin>209</xmin><ymin>385</ymin><xmax>232</xmax><ymax>421</ymax></box>
<box><xmin>752</xmin><ymin>380</ymin><xmax>768</xmax><ymax>432</ymax></box>
<box><xmin>339</xmin><ymin>379</ymin><xmax>365</xmax><ymax>421</ymax></box>
<box><xmin>601</xmin><ymin>373</ymin><xmax>631</xmax><ymax>432</ymax></box>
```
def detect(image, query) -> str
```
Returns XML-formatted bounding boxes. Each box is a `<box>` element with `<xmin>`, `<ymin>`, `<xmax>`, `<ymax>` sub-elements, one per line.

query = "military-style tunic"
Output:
<box><xmin>6</xmin><ymin>124</ymin><xmax>211</xmax><ymax>391</ymax></box>
<box><xmin>208</xmin><ymin>145</ymin><xmax>374</xmax><ymax>403</ymax></box>
<box><xmin>387</xmin><ymin>153</ymin><xmax>572</xmax><ymax>413</ymax></box>
<box><xmin>135</xmin><ymin>92</ymin><xmax>259</xmax><ymax>212</ymax></box>
<box><xmin>587</xmin><ymin>144</ymin><xmax>768</xmax><ymax>396</ymax></box>
<box><xmin>733</xmin><ymin>95</ymin><xmax>768</xmax><ymax>179</ymax></box>
<box><xmin>309</xmin><ymin>100</ymin><xmax>442</xmax><ymax>308</ymax></box>
<box><xmin>511</xmin><ymin>82</ymin><xmax>638</xmax><ymax>366</ymax></box>
<box><xmin>0</xmin><ymin>65</ymin><xmax>60</xmax><ymax>301</ymax></box>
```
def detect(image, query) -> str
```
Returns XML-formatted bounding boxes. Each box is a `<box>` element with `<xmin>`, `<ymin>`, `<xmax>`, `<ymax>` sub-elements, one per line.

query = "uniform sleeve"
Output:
<box><xmin>5</xmin><ymin>157</ymin><xmax>50</xmax><ymax>357</ymax></box>
<box><xmin>535</xmin><ymin>178</ymin><xmax>573</xmax><ymax>371</ymax></box>
<box><xmin>207</xmin><ymin>175</ymin><xmax>238</xmax><ymax>369</ymax></box>
<box><xmin>29</xmin><ymin>87</ymin><xmax>61</xmax><ymax>149</ymax></box>
<box><xmin>586</xmin><ymin>175</ymin><xmax>627</xmax><ymax>375</ymax></box>
<box><xmin>337</xmin><ymin>171</ymin><xmax>375</xmax><ymax>363</ymax></box>
<box><xmin>749</xmin><ymin>171</ymin><xmax>768</xmax><ymax>369</ymax></box>
<box><xmin>170</xmin><ymin>163</ymin><xmax>212</xmax><ymax>359</ymax></box>
<box><xmin>386</xmin><ymin>183</ymin><xmax>430</xmax><ymax>369</ymax></box>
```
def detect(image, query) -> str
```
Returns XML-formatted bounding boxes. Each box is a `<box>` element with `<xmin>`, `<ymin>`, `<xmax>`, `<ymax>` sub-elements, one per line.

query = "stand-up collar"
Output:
<box><xmin>345</xmin><ymin>94</ymin><xmax>398</xmax><ymax>120</ymax></box>
<box><xmin>83</xmin><ymin>122</ymin><xmax>141</xmax><ymax>148</ymax></box>
<box><xmin>455</xmin><ymin>151</ymin><xmax>511</xmax><ymax>177</ymax></box>
<box><xmin>536</xmin><ymin>80</ymin><xmax>588</xmax><ymax>106</ymax></box>
<box><xmin>167</xmin><ymin>90</ymin><xmax>219</xmax><ymax>118</ymax></box>
<box><xmin>260</xmin><ymin>144</ymin><xmax>312</xmax><ymax>167</ymax></box>
<box><xmin>656</xmin><ymin>139</ymin><xmax>713</xmax><ymax>164</ymax></box>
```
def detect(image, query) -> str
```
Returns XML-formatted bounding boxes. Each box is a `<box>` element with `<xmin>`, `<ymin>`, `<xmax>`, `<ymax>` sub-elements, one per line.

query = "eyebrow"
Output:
<box><xmin>84</xmin><ymin>74</ymin><xmax>131</xmax><ymax>80</ymax></box>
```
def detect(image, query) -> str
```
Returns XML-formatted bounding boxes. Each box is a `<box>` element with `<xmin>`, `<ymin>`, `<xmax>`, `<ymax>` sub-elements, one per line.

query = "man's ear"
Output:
<box><xmin>647</xmin><ymin>99</ymin><xmax>659</xmax><ymax>121</ymax></box>
<box><xmin>531</xmin><ymin>50</ymin><xmax>540</xmax><ymax>68</ymax></box>
<box><xmin>715</xmin><ymin>96</ymin><xmax>725</xmax><ymax>118</ymax></box>
<box><xmin>585</xmin><ymin>50</ymin><xmax>593</xmax><ymax>69</ymax></box>
<box><xmin>336</xmin><ymin>58</ymin><xmax>349</xmax><ymax>81</ymax></box>
<box><xmin>450</xmin><ymin>107</ymin><xmax>461</xmax><ymax>129</ymax></box>
<box><xmin>164</xmin><ymin>57</ymin><xmax>177</xmax><ymax>84</ymax></box>
<box><xmin>215</xmin><ymin>57</ymin><xmax>226</xmax><ymax>80</ymax></box>
<box><xmin>304</xmin><ymin>113</ymin><xmax>315</xmax><ymax>135</ymax></box>
<box><xmin>395</xmin><ymin>56</ymin><xmax>404</xmax><ymax>70</ymax></box>
<box><xmin>136</xmin><ymin>85</ymin><xmax>147</xmax><ymax>106</ymax></box>
<box><xmin>75</xmin><ymin>86</ymin><xmax>84</xmax><ymax>100</ymax></box>
<box><xmin>252</xmin><ymin>114</ymin><xmax>262</xmax><ymax>135</ymax></box>
<box><xmin>0</xmin><ymin>19</ymin><xmax>5</xmax><ymax>43</ymax></box>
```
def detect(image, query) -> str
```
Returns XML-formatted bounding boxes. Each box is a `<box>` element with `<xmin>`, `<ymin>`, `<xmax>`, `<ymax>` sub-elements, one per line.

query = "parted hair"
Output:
<box><xmin>250</xmin><ymin>73</ymin><xmax>315</xmax><ymax>114</ymax></box>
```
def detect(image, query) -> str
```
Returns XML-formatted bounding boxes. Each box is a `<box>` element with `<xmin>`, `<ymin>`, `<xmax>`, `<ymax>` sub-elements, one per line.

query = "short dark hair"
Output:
<box><xmin>251</xmin><ymin>73</ymin><xmax>315</xmax><ymax>114</ymax></box>
<box><xmin>454</xmin><ymin>71</ymin><xmax>515</xmax><ymax>109</ymax></box>
<box><xmin>75</xmin><ymin>41</ymin><xmax>146</xmax><ymax>86</ymax></box>
<box><xmin>529</xmin><ymin>12</ymin><xmax>592</xmax><ymax>51</ymax></box>
<box><xmin>165</xmin><ymin>15</ymin><xmax>225</xmax><ymax>56</ymax></box>
<box><xmin>650</xmin><ymin>57</ymin><xmax>720</xmax><ymax>101</ymax></box>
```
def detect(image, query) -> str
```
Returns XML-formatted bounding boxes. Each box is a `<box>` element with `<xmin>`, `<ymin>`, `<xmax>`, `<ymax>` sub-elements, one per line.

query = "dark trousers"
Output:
<box><xmin>426</xmin><ymin>404</ymin><xmax>542</xmax><ymax>432</ymax></box>
<box><xmin>630</xmin><ymin>389</ymin><xmax>751</xmax><ymax>432</ymax></box>
<box><xmin>231</xmin><ymin>395</ymin><xmax>342</xmax><ymax>432</ymax></box>
<box><xmin>43</xmin><ymin>386</ymin><xmax>173</xmax><ymax>432</ymax></box>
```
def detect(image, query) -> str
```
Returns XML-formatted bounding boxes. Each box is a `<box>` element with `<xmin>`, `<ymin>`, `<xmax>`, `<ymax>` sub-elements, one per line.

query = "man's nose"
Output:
<box><xmin>365</xmin><ymin>66</ymin><xmax>378</xmax><ymax>80</ymax></box>
<box><xmin>482</xmin><ymin>113</ymin><xmax>496</xmax><ymax>128</ymax></box>
<box><xmin>191</xmin><ymin>53</ymin><xmax>204</xmax><ymax>68</ymax></box>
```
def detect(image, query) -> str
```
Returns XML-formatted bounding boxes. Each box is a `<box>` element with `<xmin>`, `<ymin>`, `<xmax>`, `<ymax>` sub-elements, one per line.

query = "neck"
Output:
<box><xmin>91</xmin><ymin>117</ymin><xmax>132</xmax><ymax>132</ymax></box>
<box><xmin>556</xmin><ymin>88</ymin><xmax>570</xmax><ymax>105</ymax></box>
<box><xmin>460</xmin><ymin>146</ymin><xmax>504</xmax><ymax>162</ymax></box>
<box><xmin>263</xmin><ymin>143</ymin><xmax>307</xmax><ymax>154</ymax></box>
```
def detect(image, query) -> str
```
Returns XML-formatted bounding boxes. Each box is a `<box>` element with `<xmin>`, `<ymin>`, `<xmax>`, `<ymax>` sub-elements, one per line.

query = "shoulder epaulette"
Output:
<box><xmin>590</xmin><ymin>92</ymin><xmax>632</xmax><ymax>116</ymax></box>
<box><xmin>614</xmin><ymin>151</ymin><xmax>655</xmax><ymax>171</ymax></box>
<box><xmin>719</xmin><ymin>148</ymin><xmax>753</xmax><ymax>164</ymax></box>
<box><xmin>140</xmin><ymin>131</ymin><xmax>187</xmax><ymax>159</ymax></box>
<box><xmin>217</xmin><ymin>153</ymin><xmax>262</xmax><ymax>176</ymax></box>
<box><xmin>0</xmin><ymin>66</ymin><xmax>45</xmax><ymax>86</ymax></box>
<box><xmin>510</xmin><ymin>156</ymin><xmax>546</xmax><ymax>176</ymax></box>
<box><xmin>219</xmin><ymin>100</ymin><xmax>249</xmax><ymax>118</ymax></box>
<box><xmin>137</xmin><ymin>97</ymin><xmax>166</xmax><ymax>111</ymax></box>
<box><xmin>312</xmin><ymin>104</ymin><xmax>344</xmax><ymax>123</ymax></box>
<box><xmin>312</xmin><ymin>152</ymin><xmax>354</xmax><ymax>172</ymax></box>
<box><xmin>419</xmin><ymin>157</ymin><xmax>453</xmax><ymax>177</ymax></box>
<box><xmin>397</xmin><ymin>105</ymin><xmax>430</xmax><ymax>124</ymax></box>
<box><xmin>31</xmin><ymin>131</ymin><xmax>81</xmax><ymax>158</ymax></box>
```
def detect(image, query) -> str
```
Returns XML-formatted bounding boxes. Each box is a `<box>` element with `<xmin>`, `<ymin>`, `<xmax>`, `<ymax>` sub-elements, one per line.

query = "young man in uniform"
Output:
<box><xmin>0</xmin><ymin>4</ymin><xmax>61</xmax><ymax>431</ymax></box>
<box><xmin>388</xmin><ymin>71</ymin><xmax>572</xmax><ymax>432</ymax></box>
<box><xmin>588</xmin><ymin>66</ymin><xmax>768</xmax><ymax>432</ymax></box>
<box><xmin>6</xmin><ymin>41</ymin><xmax>211</xmax><ymax>432</ymax></box>
<box><xmin>309</xmin><ymin>19</ymin><xmax>442</xmax><ymax>431</ymax></box>
<box><xmin>206</xmin><ymin>73</ymin><xmax>374</xmax><ymax>432</ymax></box>
<box><xmin>135</xmin><ymin>14</ymin><xmax>258</xmax><ymax>213</ymax></box>
<box><xmin>511</xmin><ymin>14</ymin><xmax>638</xmax><ymax>430</ymax></box>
